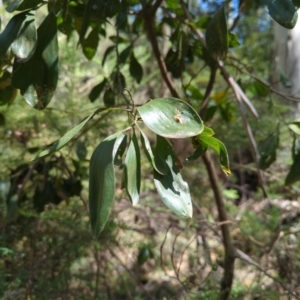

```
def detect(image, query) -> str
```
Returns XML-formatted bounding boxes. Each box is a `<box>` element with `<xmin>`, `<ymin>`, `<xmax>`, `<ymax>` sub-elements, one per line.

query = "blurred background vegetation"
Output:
<box><xmin>1</xmin><ymin>0</ymin><xmax>300</xmax><ymax>299</ymax></box>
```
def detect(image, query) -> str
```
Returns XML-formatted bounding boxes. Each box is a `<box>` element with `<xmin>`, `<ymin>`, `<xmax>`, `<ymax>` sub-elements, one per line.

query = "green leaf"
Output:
<box><xmin>129</xmin><ymin>51</ymin><xmax>143</xmax><ymax>83</ymax></box>
<box><xmin>153</xmin><ymin>135</ymin><xmax>193</xmax><ymax>218</ymax></box>
<box><xmin>0</xmin><ymin>180</ymin><xmax>11</xmax><ymax>202</ymax></box>
<box><xmin>119</xmin><ymin>45</ymin><xmax>132</xmax><ymax>64</ymax></box>
<box><xmin>76</xmin><ymin>141</ymin><xmax>88</xmax><ymax>160</ymax></box>
<box><xmin>114</xmin><ymin>134</ymin><xmax>127</xmax><ymax>166</ymax></box>
<box><xmin>34</xmin><ymin>111</ymin><xmax>100</xmax><ymax>159</ymax></box>
<box><xmin>137</xmin><ymin>98</ymin><xmax>203</xmax><ymax>138</ymax></box>
<box><xmin>165</xmin><ymin>48</ymin><xmax>183</xmax><ymax>78</ymax></box>
<box><xmin>285</xmin><ymin>152</ymin><xmax>300</xmax><ymax>185</ymax></box>
<box><xmin>259</xmin><ymin>126</ymin><xmax>279</xmax><ymax>170</ymax></box>
<box><xmin>89</xmin><ymin>132</ymin><xmax>126</xmax><ymax>235</ymax></box>
<box><xmin>89</xmin><ymin>78</ymin><xmax>107</xmax><ymax>102</ymax></box>
<box><xmin>124</xmin><ymin>132</ymin><xmax>141</xmax><ymax>205</ymax></box>
<box><xmin>139</xmin><ymin>129</ymin><xmax>164</xmax><ymax>175</ymax></box>
<box><xmin>6</xmin><ymin>0</ymin><xmax>43</xmax><ymax>12</ymax></box>
<box><xmin>102</xmin><ymin>45</ymin><xmax>115</xmax><ymax>66</ymax></box>
<box><xmin>137</xmin><ymin>247</ymin><xmax>150</xmax><ymax>265</ymax></box>
<box><xmin>103</xmin><ymin>88</ymin><xmax>115</xmax><ymax>107</ymax></box>
<box><xmin>261</xmin><ymin>0</ymin><xmax>298</xmax><ymax>29</ymax></box>
<box><xmin>12</xmin><ymin>12</ymin><xmax>59</xmax><ymax>109</ymax></box>
<box><xmin>228</xmin><ymin>32</ymin><xmax>240</xmax><ymax>48</ymax></box>
<box><xmin>289</xmin><ymin>122</ymin><xmax>300</xmax><ymax>135</ymax></box>
<box><xmin>205</xmin><ymin>5</ymin><xmax>228</xmax><ymax>60</ymax></box>
<box><xmin>11</xmin><ymin>12</ymin><xmax>37</xmax><ymax>62</ymax></box>
<box><xmin>0</xmin><ymin>113</ymin><xmax>5</xmax><ymax>126</ymax></box>
<box><xmin>0</xmin><ymin>11</ymin><xmax>34</xmax><ymax>59</ymax></box>
<box><xmin>187</xmin><ymin>144</ymin><xmax>208</xmax><ymax>161</ymax></box>
<box><xmin>0</xmin><ymin>71</ymin><xmax>17</xmax><ymax>106</ymax></box>
<box><xmin>81</xmin><ymin>28</ymin><xmax>99</xmax><ymax>60</ymax></box>
<box><xmin>195</xmin><ymin>128</ymin><xmax>231</xmax><ymax>175</ymax></box>
<box><xmin>79</xmin><ymin>0</ymin><xmax>94</xmax><ymax>42</ymax></box>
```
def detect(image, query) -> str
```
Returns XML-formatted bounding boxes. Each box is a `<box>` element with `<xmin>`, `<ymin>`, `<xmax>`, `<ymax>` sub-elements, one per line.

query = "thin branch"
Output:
<box><xmin>199</xmin><ymin>66</ymin><xmax>217</xmax><ymax>118</ymax></box>
<box><xmin>236</xmin><ymin>248</ymin><xmax>300</xmax><ymax>300</ymax></box>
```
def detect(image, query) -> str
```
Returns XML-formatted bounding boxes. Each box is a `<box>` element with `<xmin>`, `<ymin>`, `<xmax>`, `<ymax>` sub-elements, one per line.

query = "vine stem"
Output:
<box><xmin>141</xmin><ymin>1</ymin><xmax>235</xmax><ymax>298</ymax></box>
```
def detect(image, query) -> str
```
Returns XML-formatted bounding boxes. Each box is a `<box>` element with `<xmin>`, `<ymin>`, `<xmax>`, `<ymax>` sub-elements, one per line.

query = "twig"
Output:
<box><xmin>160</xmin><ymin>224</ymin><xmax>172</xmax><ymax>276</ymax></box>
<box><xmin>236</xmin><ymin>248</ymin><xmax>300</xmax><ymax>300</ymax></box>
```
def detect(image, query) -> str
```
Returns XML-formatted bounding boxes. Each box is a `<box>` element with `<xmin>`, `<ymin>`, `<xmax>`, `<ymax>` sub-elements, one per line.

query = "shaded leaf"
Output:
<box><xmin>129</xmin><ymin>51</ymin><xmax>143</xmax><ymax>83</ymax></box>
<box><xmin>0</xmin><ymin>71</ymin><xmax>17</xmax><ymax>106</ymax></box>
<box><xmin>119</xmin><ymin>45</ymin><xmax>132</xmax><ymax>64</ymax></box>
<box><xmin>11</xmin><ymin>12</ymin><xmax>37</xmax><ymax>62</ymax></box>
<box><xmin>137</xmin><ymin>247</ymin><xmax>151</xmax><ymax>265</ymax></box>
<box><xmin>124</xmin><ymin>132</ymin><xmax>141</xmax><ymax>205</ymax></box>
<box><xmin>205</xmin><ymin>6</ymin><xmax>228</xmax><ymax>60</ymax></box>
<box><xmin>261</xmin><ymin>0</ymin><xmax>298</xmax><ymax>29</ymax></box>
<box><xmin>102</xmin><ymin>45</ymin><xmax>115</xmax><ymax>66</ymax></box>
<box><xmin>153</xmin><ymin>135</ymin><xmax>193</xmax><ymax>218</ymax></box>
<box><xmin>285</xmin><ymin>152</ymin><xmax>300</xmax><ymax>185</ymax></box>
<box><xmin>89</xmin><ymin>132</ymin><xmax>125</xmax><ymax>235</ymax></box>
<box><xmin>0</xmin><ymin>11</ymin><xmax>34</xmax><ymax>59</ymax></box>
<box><xmin>103</xmin><ymin>88</ymin><xmax>115</xmax><ymax>107</ymax></box>
<box><xmin>6</xmin><ymin>0</ymin><xmax>42</xmax><ymax>12</ymax></box>
<box><xmin>186</xmin><ymin>144</ymin><xmax>208</xmax><ymax>161</ymax></box>
<box><xmin>12</xmin><ymin>12</ymin><xmax>59</xmax><ymax>109</ymax></box>
<box><xmin>76</xmin><ymin>141</ymin><xmax>88</xmax><ymax>160</ymax></box>
<box><xmin>259</xmin><ymin>126</ymin><xmax>279</xmax><ymax>170</ymax></box>
<box><xmin>165</xmin><ymin>48</ymin><xmax>183</xmax><ymax>78</ymax></box>
<box><xmin>89</xmin><ymin>78</ymin><xmax>107</xmax><ymax>102</ymax></box>
<box><xmin>79</xmin><ymin>0</ymin><xmax>95</xmax><ymax>42</ymax></box>
<box><xmin>137</xmin><ymin>97</ymin><xmax>203</xmax><ymax>138</ymax></box>
<box><xmin>81</xmin><ymin>28</ymin><xmax>99</xmax><ymax>60</ymax></box>
<box><xmin>0</xmin><ymin>112</ymin><xmax>5</xmax><ymax>126</ymax></box>
<box><xmin>139</xmin><ymin>128</ymin><xmax>164</xmax><ymax>175</ymax></box>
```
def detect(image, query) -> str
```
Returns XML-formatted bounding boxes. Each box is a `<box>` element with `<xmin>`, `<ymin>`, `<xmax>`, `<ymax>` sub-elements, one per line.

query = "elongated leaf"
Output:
<box><xmin>0</xmin><ymin>11</ymin><xmax>34</xmax><ymax>59</ymax></box>
<box><xmin>289</xmin><ymin>122</ymin><xmax>300</xmax><ymax>135</ymax></box>
<box><xmin>89</xmin><ymin>132</ymin><xmax>125</xmax><ymax>235</ymax></box>
<box><xmin>187</xmin><ymin>144</ymin><xmax>208</xmax><ymax>161</ymax></box>
<box><xmin>81</xmin><ymin>27</ymin><xmax>99</xmax><ymax>60</ymax></box>
<box><xmin>259</xmin><ymin>126</ymin><xmax>279</xmax><ymax>170</ymax></box>
<box><xmin>119</xmin><ymin>45</ymin><xmax>132</xmax><ymax>64</ymax></box>
<box><xmin>124</xmin><ymin>132</ymin><xmax>141</xmax><ymax>205</ymax></box>
<box><xmin>6</xmin><ymin>0</ymin><xmax>42</xmax><ymax>12</ymax></box>
<box><xmin>261</xmin><ymin>0</ymin><xmax>298</xmax><ymax>29</ymax></box>
<box><xmin>137</xmin><ymin>98</ymin><xmax>203</xmax><ymax>138</ymax></box>
<box><xmin>205</xmin><ymin>6</ymin><xmax>228</xmax><ymax>60</ymax></box>
<box><xmin>12</xmin><ymin>12</ymin><xmax>59</xmax><ymax>109</ymax></box>
<box><xmin>114</xmin><ymin>134</ymin><xmax>127</xmax><ymax>166</ymax></box>
<box><xmin>11</xmin><ymin>12</ymin><xmax>37</xmax><ymax>62</ymax></box>
<box><xmin>79</xmin><ymin>0</ymin><xmax>95</xmax><ymax>42</ymax></box>
<box><xmin>103</xmin><ymin>88</ymin><xmax>115</xmax><ymax>107</ymax></box>
<box><xmin>195</xmin><ymin>129</ymin><xmax>231</xmax><ymax>175</ymax></box>
<box><xmin>154</xmin><ymin>135</ymin><xmax>193</xmax><ymax>218</ymax></box>
<box><xmin>129</xmin><ymin>51</ymin><xmax>143</xmax><ymax>83</ymax></box>
<box><xmin>285</xmin><ymin>152</ymin><xmax>300</xmax><ymax>185</ymax></box>
<box><xmin>34</xmin><ymin>111</ymin><xmax>103</xmax><ymax>159</ymax></box>
<box><xmin>139</xmin><ymin>129</ymin><xmax>164</xmax><ymax>174</ymax></box>
<box><xmin>89</xmin><ymin>78</ymin><xmax>107</xmax><ymax>102</ymax></box>
<box><xmin>102</xmin><ymin>45</ymin><xmax>115</xmax><ymax>66</ymax></box>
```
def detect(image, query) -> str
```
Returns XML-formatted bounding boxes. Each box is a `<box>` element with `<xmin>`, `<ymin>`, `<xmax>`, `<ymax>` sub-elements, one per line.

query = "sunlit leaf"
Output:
<box><xmin>153</xmin><ymin>135</ymin><xmax>193</xmax><ymax>218</ymax></box>
<box><xmin>89</xmin><ymin>132</ymin><xmax>125</xmax><ymax>235</ymax></box>
<box><xmin>195</xmin><ymin>127</ymin><xmax>230</xmax><ymax>175</ymax></box>
<box><xmin>289</xmin><ymin>122</ymin><xmax>300</xmax><ymax>135</ymax></box>
<box><xmin>124</xmin><ymin>132</ymin><xmax>141</xmax><ymax>205</ymax></box>
<box><xmin>137</xmin><ymin>98</ymin><xmax>203</xmax><ymax>138</ymax></box>
<box><xmin>205</xmin><ymin>5</ymin><xmax>228</xmax><ymax>60</ymax></box>
<box><xmin>261</xmin><ymin>0</ymin><xmax>298</xmax><ymax>29</ymax></box>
